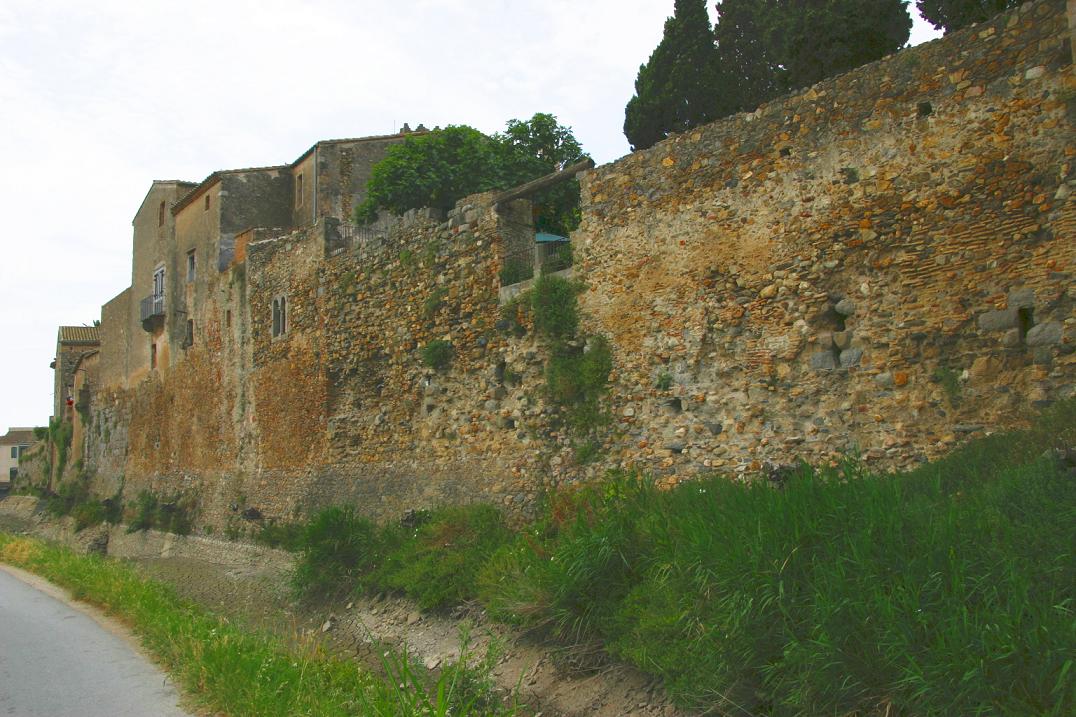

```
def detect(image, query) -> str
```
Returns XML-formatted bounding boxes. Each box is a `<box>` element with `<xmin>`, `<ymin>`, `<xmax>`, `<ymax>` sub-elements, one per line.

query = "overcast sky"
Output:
<box><xmin>0</xmin><ymin>1</ymin><xmax>941</xmax><ymax>432</ymax></box>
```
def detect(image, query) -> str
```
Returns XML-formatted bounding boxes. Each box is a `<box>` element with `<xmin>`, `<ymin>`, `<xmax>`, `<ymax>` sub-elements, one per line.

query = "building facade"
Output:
<box><xmin>0</xmin><ymin>428</ymin><xmax>36</xmax><ymax>486</ymax></box>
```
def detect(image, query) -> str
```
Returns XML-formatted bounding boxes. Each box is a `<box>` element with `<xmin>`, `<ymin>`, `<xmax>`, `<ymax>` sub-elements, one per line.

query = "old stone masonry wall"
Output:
<box><xmin>240</xmin><ymin>199</ymin><xmax>564</xmax><ymax>523</ymax></box>
<box><xmin>77</xmin><ymin>0</ymin><xmax>1074</xmax><ymax>527</ymax></box>
<box><xmin>574</xmin><ymin>0</ymin><xmax>1074</xmax><ymax>482</ymax></box>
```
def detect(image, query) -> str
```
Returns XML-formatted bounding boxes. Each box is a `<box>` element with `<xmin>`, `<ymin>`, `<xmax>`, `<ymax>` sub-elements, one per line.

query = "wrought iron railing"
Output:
<box><xmin>139</xmin><ymin>294</ymin><xmax>165</xmax><ymax>322</ymax></box>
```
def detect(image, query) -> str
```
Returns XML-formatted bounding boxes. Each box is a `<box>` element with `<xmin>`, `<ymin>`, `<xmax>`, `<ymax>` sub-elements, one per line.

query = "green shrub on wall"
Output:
<box><xmin>125</xmin><ymin>491</ymin><xmax>196</xmax><ymax>535</ymax></box>
<box><xmin>421</xmin><ymin>340</ymin><xmax>453</xmax><ymax>370</ymax></box>
<box><xmin>422</xmin><ymin>287</ymin><xmax>448</xmax><ymax>319</ymax></box>
<box><xmin>531</xmin><ymin>274</ymin><xmax>578</xmax><ymax>341</ymax></box>
<box><xmin>546</xmin><ymin>337</ymin><xmax>613</xmax><ymax>433</ymax></box>
<box><xmin>530</xmin><ymin>274</ymin><xmax>612</xmax><ymax>435</ymax></box>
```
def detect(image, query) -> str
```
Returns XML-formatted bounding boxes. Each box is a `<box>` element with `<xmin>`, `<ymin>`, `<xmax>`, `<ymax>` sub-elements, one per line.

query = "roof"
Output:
<box><xmin>134</xmin><ymin>180</ymin><xmax>198</xmax><ymax>221</ymax></box>
<box><xmin>172</xmin><ymin>165</ymin><xmax>290</xmax><ymax>215</ymax></box>
<box><xmin>0</xmin><ymin>429</ymin><xmax>36</xmax><ymax>446</ymax></box>
<box><xmin>289</xmin><ymin>131</ymin><xmax>421</xmax><ymax>168</ymax></box>
<box><xmin>71</xmin><ymin>349</ymin><xmax>100</xmax><ymax>373</ymax></box>
<box><xmin>170</xmin><ymin>131</ymin><xmax>423</xmax><ymax>216</ymax></box>
<box><xmin>536</xmin><ymin>232</ymin><xmax>569</xmax><ymax>243</ymax></box>
<box><xmin>58</xmin><ymin>326</ymin><xmax>100</xmax><ymax>344</ymax></box>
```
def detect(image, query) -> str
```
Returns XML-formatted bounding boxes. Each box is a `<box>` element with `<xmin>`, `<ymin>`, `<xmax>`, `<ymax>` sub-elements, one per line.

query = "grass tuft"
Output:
<box><xmin>0</xmin><ymin>534</ymin><xmax>520</xmax><ymax>717</ymax></box>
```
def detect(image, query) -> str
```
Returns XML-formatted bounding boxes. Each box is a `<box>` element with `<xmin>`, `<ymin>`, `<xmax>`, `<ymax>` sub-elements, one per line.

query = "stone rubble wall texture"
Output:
<box><xmin>238</xmin><ymin>195</ymin><xmax>559</xmax><ymax>523</ymax></box>
<box><xmin>78</xmin><ymin>0</ymin><xmax>1073</xmax><ymax>526</ymax></box>
<box><xmin>574</xmin><ymin>0</ymin><xmax>1074</xmax><ymax>483</ymax></box>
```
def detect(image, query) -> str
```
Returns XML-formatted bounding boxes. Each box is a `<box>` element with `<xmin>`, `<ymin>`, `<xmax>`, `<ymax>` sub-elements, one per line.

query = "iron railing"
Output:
<box><xmin>139</xmin><ymin>294</ymin><xmax>165</xmax><ymax>322</ymax></box>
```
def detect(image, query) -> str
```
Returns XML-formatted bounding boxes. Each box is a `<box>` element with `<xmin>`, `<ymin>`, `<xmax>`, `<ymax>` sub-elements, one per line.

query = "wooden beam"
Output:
<box><xmin>493</xmin><ymin>158</ymin><xmax>596</xmax><ymax>204</ymax></box>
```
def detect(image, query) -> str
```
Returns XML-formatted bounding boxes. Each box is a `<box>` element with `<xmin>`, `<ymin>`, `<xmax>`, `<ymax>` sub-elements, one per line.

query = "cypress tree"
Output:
<box><xmin>916</xmin><ymin>0</ymin><xmax>1019</xmax><ymax>33</ymax></box>
<box><xmin>715</xmin><ymin>0</ymin><xmax>913</xmax><ymax>111</ymax></box>
<box><xmin>623</xmin><ymin>0</ymin><xmax>725</xmax><ymax>151</ymax></box>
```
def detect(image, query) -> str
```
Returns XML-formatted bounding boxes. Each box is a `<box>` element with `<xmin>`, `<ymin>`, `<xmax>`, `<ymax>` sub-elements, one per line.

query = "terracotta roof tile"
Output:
<box><xmin>0</xmin><ymin>429</ymin><xmax>36</xmax><ymax>445</ymax></box>
<box><xmin>58</xmin><ymin>326</ymin><xmax>100</xmax><ymax>344</ymax></box>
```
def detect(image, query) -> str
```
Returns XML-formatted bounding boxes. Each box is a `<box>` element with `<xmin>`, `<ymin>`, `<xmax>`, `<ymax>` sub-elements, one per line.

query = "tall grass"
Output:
<box><xmin>293</xmin><ymin>504</ymin><xmax>513</xmax><ymax>610</ymax></box>
<box><xmin>0</xmin><ymin>535</ymin><xmax>519</xmax><ymax>717</ymax></box>
<box><xmin>281</xmin><ymin>401</ymin><xmax>1076</xmax><ymax>714</ymax></box>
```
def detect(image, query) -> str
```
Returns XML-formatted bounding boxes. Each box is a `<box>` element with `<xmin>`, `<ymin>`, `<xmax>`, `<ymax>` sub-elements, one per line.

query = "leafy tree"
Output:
<box><xmin>354</xmin><ymin>126</ymin><xmax>500</xmax><ymax>223</ymax></box>
<box><xmin>494</xmin><ymin>113</ymin><xmax>584</xmax><ymax>176</ymax></box>
<box><xmin>916</xmin><ymin>0</ymin><xmax>1018</xmax><ymax>33</ymax></box>
<box><xmin>624</xmin><ymin>0</ymin><xmax>725</xmax><ymax>151</ymax></box>
<box><xmin>714</xmin><ymin>0</ymin><xmax>912</xmax><ymax>110</ymax></box>
<box><xmin>494</xmin><ymin>113</ymin><xmax>588</xmax><ymax>235</ymax></box>
<box><xmin>356</xmin><ymin>114</ymin><xmax>588</xmax><ymax>236</ymax></box>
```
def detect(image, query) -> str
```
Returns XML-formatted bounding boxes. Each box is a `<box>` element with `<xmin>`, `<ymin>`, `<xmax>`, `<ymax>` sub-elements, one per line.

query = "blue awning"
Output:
<box><xmin>535</xmin><ymin>232</ymin><xmax>569</xmax><ymax>243</ymax></box>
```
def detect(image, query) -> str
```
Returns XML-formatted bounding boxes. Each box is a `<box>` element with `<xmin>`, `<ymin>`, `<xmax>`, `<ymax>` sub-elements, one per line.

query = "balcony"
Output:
<box><xmin>140</xmin><ymin>294</ymin><xmax>165</xmax><ymax>331</ymax></box>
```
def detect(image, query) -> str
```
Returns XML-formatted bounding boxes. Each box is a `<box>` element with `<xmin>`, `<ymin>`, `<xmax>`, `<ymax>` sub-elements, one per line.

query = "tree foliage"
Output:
<box><xmin>354</xmin><ymin>126</ymin><xmax>500</xmax><ymax>222</ymax></box>
<box><xmin>355</xmin><ymin>114</ymin><xmax>587</xmax><ymax>236</ymax></box>
<box><xmin>776</xmin><ymin>0</ymin><xmax>914</xmax><ymax>90</ymax></box>
<box><xmin>625</xmin><ymin>0</ymin><xmax>914</xmax><ymax>148</ymax></box>
<box><xmin>494</xmin><ymin>113</ymin><xmax>588</xmax><ymax>235</ymax></box>
<box><xmin>624</xmin><ymin>0</ymin><xmax>725</xmax><ymax>151</ymax></box>
<box><xmin>715</xmin><ymin>0</ymin><xmax>913</xmax><ymax>111</ymax></box>
<box><xmin>916</xmin><ymin>0</ymin><xmax>1018</xmax><ymax>33</ymax></box>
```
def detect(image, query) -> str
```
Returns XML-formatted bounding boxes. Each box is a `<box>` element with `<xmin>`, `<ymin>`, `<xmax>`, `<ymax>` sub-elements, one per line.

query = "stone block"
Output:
<box><xmin>874</xmin><ymin>372</ymin><xmax>894</xmax><ymax>388</ymax></box>
<box><xmin>810</xmin><ymin>351</ymin><xmax>838</xmax><ymax>370</ymax></box>
<box><xmin>978</xmin><ymin>308</ymin><xmax>1018</xmax><ymax>331</ymax></box>
<box><xmin>1007</xmin><ymin>287</ymin><xmax>1035</xmax><ymax>308</ymax></box>
<box><xmin>833</xmin><ymin>330</ymin><xmax>853</xmax><ymax>350</ymax></box>
<box><xmin>834</xmin><ymin>298</ymin><xmax>856</xmax><ymax>316</ymax></box>
<box><xmin>1001</xmin><ymin>328</ymin><xmax>1022</xmax><ymax>347</ymax></box>
<box><xmin>839</xmin><ymin>348</ymin><xmax>864</xmax><ymax>368</ymax></box>
<box><xmin>1025</xmin><ymin>321</ymin><xmax>1062</xmax><ymax>346</ymax></box>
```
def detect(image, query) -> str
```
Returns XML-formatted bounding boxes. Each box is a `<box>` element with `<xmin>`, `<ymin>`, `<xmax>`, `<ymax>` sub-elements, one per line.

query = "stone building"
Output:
<box><xmin>0</xmin><ymin>428</ymin><xmax>36</xmax><ymax>487</ymax></box>
<box><xmin>52</xmin><ymin>326</ymin><xmax>100</xmax><ymax>419</ymax></box>
<box><xmin>58</xmin><ymin>0</ymin><xmax>1074</xmax><ymax>529</ymax></box>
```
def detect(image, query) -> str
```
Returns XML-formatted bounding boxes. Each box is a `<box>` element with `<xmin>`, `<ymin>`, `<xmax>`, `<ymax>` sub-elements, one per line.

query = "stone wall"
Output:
<box><xmin>238</xmin><ymin>195</ymin><xmax>558</xmax><ymax>521</ymax></box>
<box><xmin>75</xmin><ymin>0</ymin><xmax>1074</xmax><ymax>527</ymax></box>
<box><xmin>99</xmin><ymin>289</ymin><xmax>131</xmax><ymax>391</ymax></box>
<box><xmin>574</xmin><ymin>0</ymin><xmax>1074</xmax><ymax>482</ymax></box>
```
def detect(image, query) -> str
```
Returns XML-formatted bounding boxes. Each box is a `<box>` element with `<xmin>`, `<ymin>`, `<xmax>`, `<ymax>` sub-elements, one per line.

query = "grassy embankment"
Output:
<box><xmin>0</xmin><ymin>535</ymin><xmax>519</xmax><ymax>717</ymax></box>
<box><xmin>274</xmin><ymin>400</ymin><xmax>1075</xmax><ymax>716</ymax></box>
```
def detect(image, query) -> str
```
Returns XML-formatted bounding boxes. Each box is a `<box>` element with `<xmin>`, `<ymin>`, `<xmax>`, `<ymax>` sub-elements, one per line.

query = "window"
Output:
<box><xmin>9</xmin><ymin>446</ymin><xmax>15</xmax><ymax>459</ymax></box>
<box><xmin>8</xmin><ymin>467</ymin><xmax>15</xmax><ymax>481</ymax></box>
<box><xmin>296</xmin><ymin>173</ymin><xmax>304</xmax><ymax>208</ymax></box>
<box><xmin>226</xmin><ymin>309</ymin><xmax>232</xmax><ymax>328</ymax></box>
<box><xmin>158</xmin><ymin>200</ymin><xmax>166</xmax><ymax>227</ymax></box>
<box><xmin>204</xmin><ymin>194</ymin><xmax>210</xmax><ymax>211</ymax></box>
<box><xmin>151</xmin><ymin>342</ymin><xmax>157</xmax><ymax>369</ymax></box>
<box><xmin>186</xmin><ymin>250</ymin><xmax>196</xmax><ymax>282</ymax></box>
<box><xmin>153</xmin><ymin>267</ymin><xmax>165</xmax><ymax>300</ymax></box>
<box><xmin>185</xmin><ymin>319</ymin><xmax>194</xmax><ymax>348</ymax></box>
<box><xmin>272</xmin><ymin>295</ymin><xmax>288</xmax><ymax>338</ymax></box>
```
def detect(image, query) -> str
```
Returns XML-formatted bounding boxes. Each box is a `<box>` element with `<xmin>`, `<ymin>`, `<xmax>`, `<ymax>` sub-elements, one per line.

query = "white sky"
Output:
<box><xmin>0</xmin><ymin>1</ymin><xmax>941</xmax><ymax>431</ymax></box>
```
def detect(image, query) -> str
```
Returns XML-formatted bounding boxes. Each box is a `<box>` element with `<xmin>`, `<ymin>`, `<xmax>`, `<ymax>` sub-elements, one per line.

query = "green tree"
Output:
<box><xmin>494</xmin><ymin>113</ymin><xmax>588</xmax><ymax>236</ymax></box>
<box><xmin>354</xmin><ymin>125</ymin><xmax>501</xmax><ymax>223</ymax></box>
<box><xmin>916</xmin><ymin>0</ymin><xmax>1018</xmax><ymax>32</ymax></box>
<box><xmin>356</xmin><ymin>114</ymin><xmax>588</xmax><ymax>236</ymax></box>
<box><xmin>494</xmin><ymin>112</ymin><xmax>584</xmax><ymax>176</ymax></box>
<box><xmin>777</xmin><ymin>0</ymin><xmax>913</xmax><ymax>90</ymax></box>
<box><xmin>623</xmin><ymin>0</ymin><xmax>725</xmax><ymax>151</ymax></box>
<box><xmin>713</xmin><ymin>0</ymin><xmax>784</xmax><ymax>113</ymax></box>
<box><xmin>715</xmin><ymin>0</ymin><xmax>912</xmax><ymax>110</ymax></box>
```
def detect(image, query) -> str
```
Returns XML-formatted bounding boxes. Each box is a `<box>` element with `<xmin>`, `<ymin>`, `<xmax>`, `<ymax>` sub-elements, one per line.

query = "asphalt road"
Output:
<box><xmin>0</xmin><ymin>566</ymin><xmax>192</xmax><ymax>717</ymax></box>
